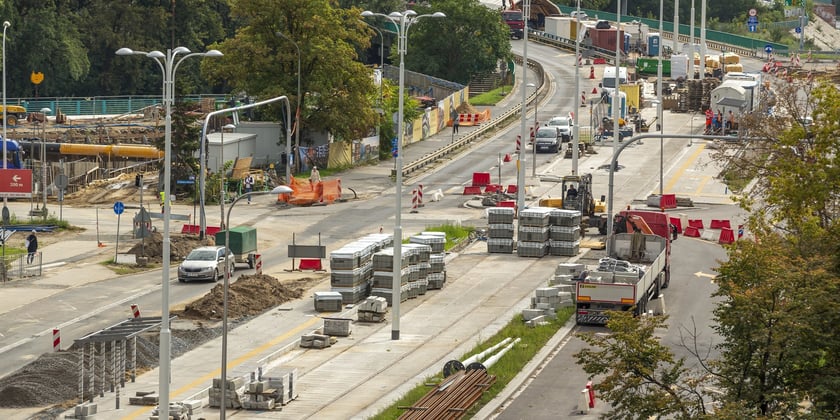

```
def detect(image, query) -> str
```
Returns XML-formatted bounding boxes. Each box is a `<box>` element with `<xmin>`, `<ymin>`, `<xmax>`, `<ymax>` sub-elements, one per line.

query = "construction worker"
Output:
<box><xmin>244</xmin><ymin>173</ymin><xmax>255</xmax><ymax>204</ymax></box>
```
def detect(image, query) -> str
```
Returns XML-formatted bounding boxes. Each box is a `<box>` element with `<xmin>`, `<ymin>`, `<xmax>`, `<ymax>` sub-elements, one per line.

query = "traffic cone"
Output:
<box><xmin>589</xmin><ymin>66</ymin><xmax>595</xmax><ymax>79</ymax></box>
<box><xmin>503</xmin><ymin>153</ymin><xmax>511</xmax><ymax>163</ymax></box>
<box><xmin>592</xmin><ymin>87</ymin><xmax>598</xmax><ymax>94</ymax></box>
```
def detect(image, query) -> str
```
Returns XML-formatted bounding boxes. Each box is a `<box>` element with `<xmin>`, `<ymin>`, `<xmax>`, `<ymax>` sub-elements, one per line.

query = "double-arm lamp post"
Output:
<box><xmin>116</xmin><ymin>46</ymin><xmax>222</xmax><ymax>417</ymax></box>
<box><xmin>361</xmin><ymin>9</ymin><xmax>445</xmax><ymax>340</ymax></box>
<box><xmin>275</xmin><ymin>31</ymin><xmax>300</xmax><ymax>182</ymax></box>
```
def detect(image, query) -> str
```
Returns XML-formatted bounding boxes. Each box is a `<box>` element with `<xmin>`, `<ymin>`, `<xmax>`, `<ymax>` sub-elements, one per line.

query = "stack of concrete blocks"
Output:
<box><xmin>523</xmin><ymin>286</ymin><xmax>574</xmax><ymax>327</ymax></box>
<box><xmin>405</xmin><ymin>241</ymin><xmax>433</xmax><ymax>298</ymax></box>
<box><xmin>129</xmin><ymin>390</ymin><xmax>158</xmax><ymax>406</ymax></box>
<box><xmin>549</xmin><ymin>209</ymin><xmax>582</xmax><ymax>256</ymax></box>
<box><xmin>427</xmin><ymin>253</ymin><xmax>446</xmax><ymax>289</ymax></box>
<box><xmin>299</xmin><ymin>333</ymin><xmax>336</xmax><ymax>349</ymax></box>
<box><xmin>67</xmin><ymin>402</ymin><xmax>97</xmax><ymax>419</ymax></box>
<box><xmin>370</xmin><ymin>247</ymin><xmax>410</xmax><ymax>305</ymax></box>
<box><xmin>209</xmin><ymin>377</ymin><xmax>246</xmax><ymax>409</ymax></box>
<box><xmin>150</xmin><ymin>402</ymin><xmax>191</xmax><ymax>420</ymax></box>
<box><xmin>179</xmin><ymin>400</ymin><xmax>202</xmax><ymax>418</ymax></box>
<box><xmin>357</xmin><ymin>296</ymin><xmax>388</xmax><ymax>322</ymax></box>
<box><xmin>263</xmin><ymin>367</ymin><xmax>299</xmax><ymax>406</ymax></box>
<box><xmin>329</xmin><ymin>242</ymin><xmax>375</xmax><ymax>305</ymax></box>
<box><xmin>242</xmin><ymin>380</ymin><xmax>276</xmax><ymax>410</ymax></box>
<box><xmin>517</xmin><ymin>207</ymin><xmax>552</xmax><ymax>258</ymax></box>
<box><xmin>313</xmin><ymin>291</ymin><xmax>344</xmax><ymax>312</ymax></box>
<box><xmin>486</xmin><ymin>207</ymin><xmax>516</xmax><ymax>253</ymax></box>
<box><xmin>551</xmin><ymin>262</ymin><xmax>587</xmax><ymax>286</ymax></box>
<box><xmin>322</xmin><ymin>317</ymin><xmax>352</xmax><ymax>337</ymax></box>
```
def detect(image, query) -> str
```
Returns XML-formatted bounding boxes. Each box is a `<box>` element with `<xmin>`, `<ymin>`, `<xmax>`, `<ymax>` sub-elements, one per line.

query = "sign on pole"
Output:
<box><xmin>114</xmin><ymin>201</ymin><xmax>124</xmax><ymax>263</ymax></box>
<box><xmin>0</xmin><ymin>169</ymin><xmax>33</xmax><ymax>198</ymax></box>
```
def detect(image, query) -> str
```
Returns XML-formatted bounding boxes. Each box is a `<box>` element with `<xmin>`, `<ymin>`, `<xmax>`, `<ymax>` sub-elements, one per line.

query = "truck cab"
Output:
<box><xmin>502</xmin><ymin>9</ymin><xmax>524</xmax><ymax>39</ymax></box>
<box><xmin>601</xmin><ymin>66</ymin><xmax>628</xmax><ymax>95</ymax></box>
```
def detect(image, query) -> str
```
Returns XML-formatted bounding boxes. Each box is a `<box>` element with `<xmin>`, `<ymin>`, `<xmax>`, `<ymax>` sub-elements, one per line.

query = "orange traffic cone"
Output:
<box><xmin>592</xmin><ymin>87</ymin><xmax>598</xmax><ymax>94</ymax></box>
<box><xmin>503</xmin><ymin>153</ymin><xmax>512</xmax><ymax>163</ymax></box>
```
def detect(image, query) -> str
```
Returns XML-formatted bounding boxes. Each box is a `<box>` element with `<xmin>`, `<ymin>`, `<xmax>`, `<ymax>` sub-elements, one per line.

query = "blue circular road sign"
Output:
<box><xmin>765</xmin><ymin>45</ymin><xmax>773</xmax><ymax>54</ymax></box>
<box><xmin>113</xmin><ymin>201</ymin><xmax>125</xmax><ymax>215</ymax></box>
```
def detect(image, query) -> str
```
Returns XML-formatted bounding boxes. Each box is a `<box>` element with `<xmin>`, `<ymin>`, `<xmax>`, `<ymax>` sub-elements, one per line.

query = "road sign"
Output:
<box><xmin>0</xmin><ymin>169</ymin><xmax>33</xmax><ymax>198</ymax></box>
<box><xmin>113</xmin><ymin>201</ymin><xmax>125</xmax><ymax>215</ymax></box>
<box><xmin>795</xmin><ymin>26</ymin><xmax>801</xmax><ymax>34</ymax></box>
<box><xmin>55</xmin><ymin>173</ymin><xmax>69</xmax><ymax>190</ymax></box>
<box><xmin>765</xmin><ymin>45</ymin><xmax>773</xmax><ymax>54</ymax></box>
<box><xmin>176</xmin><ymin>179</ymin><xmax>195</xmax><ymax>185</ymax></box>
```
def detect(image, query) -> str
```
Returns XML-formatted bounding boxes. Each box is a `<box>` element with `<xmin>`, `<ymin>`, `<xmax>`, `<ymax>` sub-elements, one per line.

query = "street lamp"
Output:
<box><xmin>517</xmin><ymin>0</ymin><xmax>531</xmax><ymax>212</ymax></box>
<box><xmin>526</xmin><ymin>82</ymin><xmax>537</xmax><ymax>178</ymax></box>
<box><xmin>276</xmin><ymin>32</ymin><xmax>300</xmax><ymax>183</ymax></box>
<box><xmin>116</xmin><ymin>45</ymin><xmax>222</xmax><ymax>418</ymax></box>
<box><xmin>219</xmin><ymin>185</ymin><xmax>291</xmax><ymax>418</ymax></box>
<box><xmin>39</xmin><ymin>107</ymin><xmax>51</xmax><ymax>220</ymax></box>
<box><xmin>657</xmin><ymin>0</ymin><xmax>665</xmax><ymax>195</ymax></box>
<box><xmin>572</xmin><ymin>0</ymin><xmax>581</xmax><ymax>174</ymax></box>
<box><xmin>219</xmin><ymin>123</ymin><xmax>236</xmax><ymax>231</ymax></box>
<box><xmin>2</xmin><ymin>20</ymin><xmax>10</xmax><ymax>220</ymax></box>
<box><xmin>362</xmin><ymin>8</ymin><xmax>445</xmax><ymax>340</ymax></box>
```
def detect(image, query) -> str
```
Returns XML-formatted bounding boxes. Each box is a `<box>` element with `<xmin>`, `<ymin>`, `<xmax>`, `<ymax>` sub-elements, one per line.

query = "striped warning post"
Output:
<box><xmin>53</xmin><ymin>328</ymin><xmax>60</xmax><ymax>352</ymax></box>
<box><xmin>578</xmin><ymin>54</ymin><xmax>583</xmax><ymax>67</ymax></box>
<box><xmin>581</xmin><ymin>91</ymin><xmax>587</xmax><ymax>107</ymax></box>
<box><xmin>411</xmin><ymin>188</ymin><xmax>418</xmax><ymax>210</ymax></box>
<box><xmin>417</xmin><ymin>184</ymin><xmax>424</xmax><ymax>207</ymax></box>
<box><xmin>515</xmin><ymin>135</ymin><xmax>521</xmax><ymax>153</ymax></box>
<box><xmin>130</xmin><ymin>304</ymin><xmax>141</xmax><ymax>318</ymax></box>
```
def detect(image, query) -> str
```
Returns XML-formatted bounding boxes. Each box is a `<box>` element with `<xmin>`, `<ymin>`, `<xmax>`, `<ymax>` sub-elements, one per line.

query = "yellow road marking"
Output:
<box><xmin>122</xmin><ymin>315</ymin><xmax>321</xmax><ymax>420</ymax></box>
<box><xmin>664</xmin><ymin>143</ymin><xmax>706</xmax><ymax>193</ymax></box>
<box><xmin>694</xmin><ymin>175</ymin><xmax>712</xmax><ymax>195</ymax></box>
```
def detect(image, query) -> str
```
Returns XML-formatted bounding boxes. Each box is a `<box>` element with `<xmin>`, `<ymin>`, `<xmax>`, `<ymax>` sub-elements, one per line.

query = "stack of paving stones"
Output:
<box><xmin>551</xmin><ymin>262</ymin><xmax>587</xmax><ymax>285</ymax></box>
<box><xmin>328</xmin><ymin>234</ymin><xmax>393</xmax><ymax>304</ymax></box>
<box><xmin>417</xmin><ymin>231</ymin><xmax>447</xmax><ymax>289</ymax></box>
<box><xmin>357</xmin><ymin>296</ymin><xmax>388</xmax><ymax>322</ymax></box>
<box><xmin>299</xmin><ymin>333</ymin><xmax>336</xmax><ymax>349</ymax></box>
<box><xmin>370</xmin><ymin>247</ymin><xmax>411</xmax><ymax>305</ymax></box>
<box><xmin>548</xmin><ymin>209</ymin><xmax>582</xmax><ymax>256</ymax></box>
<box><xmin>405</xmin><ymin>242</ymin><xmax>433</xmax><ymax>297</ymax></box>
<box><xmin>486</xmin><ymin>207</ymin><xmax>516</xmax><ymax>253</ymax></box>
<box><xmin>243</xmin><ymin>380</ymin><xmax>277</xmax><ymax>410</ymax></box>
<box><xmin>522</xmin><ymin>285</ymin><xmax>574</xmax><ymax>327</ymax></box>
<box><xmin>263</xmin><ymin>367</ymin><xmax>298</xmax><ymax>406</ymax></box>
<box><xmin>209</xmin><ymin>377</ymin><xmax>246</xmax><ymax>409</ymax></box>
<box><xmin>517</xmin><ymin>207</ymin><xmax>552</xmax><ymax>257</ymax></box>
<box><xmin>150</xmin><ymin>402</ymin><xmax>199</xmax><ymax>420</ymax></box>
<box><xmin>322</xmin><ymin>317</ymin><xmax>352</xmax><ymax>337</ymax></box>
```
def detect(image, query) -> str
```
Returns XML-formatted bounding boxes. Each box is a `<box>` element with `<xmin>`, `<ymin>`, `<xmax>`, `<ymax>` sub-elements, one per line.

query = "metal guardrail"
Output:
<box><xmin>397</xmin><ymin>57</ymin><xmax>546</xmax><ymax>178</ymax></box>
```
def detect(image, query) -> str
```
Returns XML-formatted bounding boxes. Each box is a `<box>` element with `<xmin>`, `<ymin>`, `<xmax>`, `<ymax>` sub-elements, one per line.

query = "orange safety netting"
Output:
<box><xmin>277</xmin><ymin>177</ymin><xmax>342</xmax><ymax>206</ymax></box>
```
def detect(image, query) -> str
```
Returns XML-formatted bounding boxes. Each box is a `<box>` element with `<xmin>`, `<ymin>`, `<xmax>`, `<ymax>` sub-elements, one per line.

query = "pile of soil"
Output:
<box><xmin>456</xmin><ymin>102</ymin><xmax>480</xmax><ymax>114</ymax></box>
<box><xmin>126</xmin><ymin>231</ymin><xmax>214</xmax><ymax>262</ymax></box>
<box><xmin>179</xmin><ymin>274</ymin><xmax>324</xmax><ymax>320</ymax></box>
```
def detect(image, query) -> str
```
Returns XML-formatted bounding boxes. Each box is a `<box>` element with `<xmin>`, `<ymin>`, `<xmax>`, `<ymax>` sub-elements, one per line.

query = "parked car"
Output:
<box><xmin>178</xmin><ymin>246</ymin><xmax>235</xmax><ymax>283</ymax></box>
<box><xmin>570</xmin><ymin>11</ymin><xmax>588</xmax><ymax>21</ymax></box>
<box><xmin>547</xmin><ymin>115</ymin><xmax>574</xmax><ymax>142</ymax></box>
<box><xmin>534</xmin><ymin>126</ymin><xmax>561</xmax><ymax>153</ymax></box>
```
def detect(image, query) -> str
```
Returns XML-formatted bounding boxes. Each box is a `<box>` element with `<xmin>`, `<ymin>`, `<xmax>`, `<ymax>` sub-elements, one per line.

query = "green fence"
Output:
<box><xmin>9</xmin><ymin>94</ymin><xmax>228</xmax><ymax>117</ymax></box>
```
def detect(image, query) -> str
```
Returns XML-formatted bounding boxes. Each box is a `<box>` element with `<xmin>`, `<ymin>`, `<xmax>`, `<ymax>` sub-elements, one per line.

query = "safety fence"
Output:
<box><xmin>0</xmin><ymin>251</ymin><xmax>43</xmax><ymax>282</ymax></box>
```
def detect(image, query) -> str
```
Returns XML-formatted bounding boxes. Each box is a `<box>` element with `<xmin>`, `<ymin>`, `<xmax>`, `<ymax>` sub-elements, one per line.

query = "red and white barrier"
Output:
<box><xmin>130</xmin><ymin>304</ymin><xmax>141</xmax><ymax>319</ymax></box>
<box><xmin>581</xmin><ymin>91</ymin><xmax>587</xmax><ymax>107</ymax></box>
<box><xmin>411</xmin><ymin>188</ymin><xmax>419</xmax><ymax>210</ymax></box>
<box><xmin>254</xmin><ymin>253</ymin><xmax>263</xmax><ymax>275</ymax></box>
<box><xmin>417</xmin><ymin>184</ymin><xmax>424</xmax><ymax>207</ymax></box>
<box><xmin>515</xmin><ymin>135</ymin><xmax>521</xmax><ymax>153</ymax></box>
<box><xmin>53</xmin><ymin>328</ymin><xmax>60</xmax><ymax>352</ymax></box>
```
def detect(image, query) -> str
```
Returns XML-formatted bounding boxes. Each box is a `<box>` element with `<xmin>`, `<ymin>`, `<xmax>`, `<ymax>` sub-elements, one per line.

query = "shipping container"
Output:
<box><xmin>636</xmin><ymin>57</ymin><xmax>671</xmax><ymax>76</ymax></box>
<box><xmin>588</xmin><ymin>27</ymin><xmax>626</xmax><ymax>52</ymax></box>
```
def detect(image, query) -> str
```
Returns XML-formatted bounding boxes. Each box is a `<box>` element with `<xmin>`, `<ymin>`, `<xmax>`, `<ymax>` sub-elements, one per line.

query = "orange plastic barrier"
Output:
<box><xmin>498</xmin><ymin>200</ymin><xmax>516</xmax><ymax>208</ymax></box>
<box><xmin>485</xmin><ymin>184</ymin><xmax>501</xmax><ymax>193</ymax></box>
<box><xmin>688</xmin><ymin>219</ymin><xmax>704</xmax><ymax>229</ymax></box>
<box><xmin>320</xmin><ymin>179</ymin><xmax>341</xmax><ymax>204</ymax></box>
<box><xmin>452</xmin><ymin>109</ymin><xmax>492</xmax><ymax>127</ymax></box>
<box><xmin>277</xmin><ymin>177</ymin><xmax>343</xmax><ymax>206</ymax></box>
<box><xmin>684</xmin><ymin>226</ymin><xmax>701</xmax><ymax>237</ymax></box>
<box><xmin>710</xmin><ymin>219</ymin><xmax>731</xmax><ymax>229</ymax></box>
<box><xmin>718</xmin><ymin>228</ymin><xmax>735</xmax><ymax>244</ymax></box>
<box><xmin>660</xmin><ymin>194</ymin><xmax>677</xmax><ymax>209</ymax></box>
<box><xmin>463</xmin><ymin>186</ymin><xmax>482</xmax><ymax>195</ymax></box>
<box><xmin>506</xmin><ymin>185</ymin><xmax>518</xmax><ymax>194</ymax></box>
<box><xmin>472</xmin><ymin>172</ymin><xmax>491</xmax><ymax>186</ymax></box>
<box><xmin>299</xmin><ymin>259</ymin><xmax>323</xmax><ymax>271</ymax></box>
<box><xmin>181</xmin><ymin>225</ymin><xmax>221</xmax><ymax>236</ymax></box>
<box><xmin>669</xmin><ymin>217</ymin><xmax>682</xmax><ymax>233</ymax></box>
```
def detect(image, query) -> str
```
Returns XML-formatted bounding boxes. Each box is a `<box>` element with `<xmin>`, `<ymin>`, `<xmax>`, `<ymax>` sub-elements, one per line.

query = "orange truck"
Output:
<box><xmin>501</xmin><ymin>8</ymin><xmax>524</xmax><ymax>39</ymax></box>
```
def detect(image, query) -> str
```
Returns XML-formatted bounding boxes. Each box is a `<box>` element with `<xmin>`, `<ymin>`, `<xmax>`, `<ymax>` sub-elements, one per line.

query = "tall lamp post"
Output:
<box><xmin>116</xmin><ymin>46</ymin><xmax>222</xmax><ymax>418</ymax></box>
<box><xmin>526</xmin><ymin>82</ymin><xmax>538</xmax><ymax>178</ymax></box>
<box><xmin>517</xmin><ymin>0</ymin><xmax>531</xmax><ymax>212</ymax></box>
<box><xmin>2</xmin><ymin>20</ymin><xmax>10</xmax><ymax>221</ymax></box>
<box><xmin>362</xmin><ymin>9</ymin><xmax>445</xmax><ymax>341</ymax></box>
<box><xmin>572</xmin><ymin>0</ymin><xmax>581</xmax><ymax>174</ymax></box>
<box><xmin>219</xmin><ymin>186</ymin><xmax>290</xmax><ymax>418</ymax></box>
<box><xmin>276</xmin><ymin>32</ymin><xmax>300</xmax><ymax>183</ymax></box>
<box><xmin>658</xmin><ymin>0</ymin><xmax>665</xmax><ymax>195</ymax></box>
<box><xmin>219</xmin><ymin>123</ymin><xmax>236</xmax><ymax>230</ymax></box>
<box><xmin>39</xmin><ymin>107</ymin><xmax>51</xmax><ymax>220</ymax></box>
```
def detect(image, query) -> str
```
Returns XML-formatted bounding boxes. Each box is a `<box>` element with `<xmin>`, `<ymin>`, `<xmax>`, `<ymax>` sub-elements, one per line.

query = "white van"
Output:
<box><xmin>602</xmin><ymin>66</ymin><xmax>628</xmax><ymax>94</ymax></box>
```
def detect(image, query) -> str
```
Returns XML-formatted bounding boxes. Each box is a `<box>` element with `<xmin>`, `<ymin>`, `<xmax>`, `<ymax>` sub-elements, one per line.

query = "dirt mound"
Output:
<box><xmin>179</xmin><ymin>273</ymin><xmax>325</xmax><ymax>320</ymax></box>
<box><xmin>0</xmin><ymin>352</ymin><xmax>81</xmax><ymax>408</ymax></box>
<box><xmin>127</xmin><ymin>231</ymin><xmax>214</xmax><ymax>262</ymax></box>
<box><xmin>456</xmin><ymin>102</ymin><xmax>479</xmax><ymax>114</ymax></box>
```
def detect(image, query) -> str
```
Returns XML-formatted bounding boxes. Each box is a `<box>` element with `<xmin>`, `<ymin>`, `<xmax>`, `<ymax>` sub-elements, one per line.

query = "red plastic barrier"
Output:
<box><xmin>463</xmin><ymin>186</ymin><xmax>482</xmax><ymax>195</ymax></box>
<box><xmin>669</xmin><ymin>217</ymin><xmax>682</xmax><ymax>233</ymax></box>
<box><xmin>485</xmin><ymin>184</ymin><xmax>501</xmax><ymax>193</ymax></box>
<box><xmin>710</xmin><ymin>219</ymin><xmax>731</xmax><ymax>229</ymax></box>
<box><xmin>684</xmin><ymin>226</ymin><xmax>701</xmax><ymax>237</ymax></box>
<box><xmin>181</xmin><ymin>224</ymin><xmax>221</xmax><ymax>236</ymax></box>
<box><xmin>506</xmin><ymin>184</ymin><xmax>518</xmax><ymax>194</ymax></box>
<box><xmin>498</xmin><ymin>200</ymin><xmax>516</xmax><ymax>208</ymax></box>
<box><xmin>660</xmin><ymin>194</ymin><xmax>677</xmax><ymax>209</ymax></box>
<box><xmin>472</xmin><ymin>172</ymin><xmax>491</xmax><ymax>186</ymax></box>
<box><xmin>688</xmin><ymin>219</ymin><xmax>704</xmax><ymax>229</ymax></box>
<box><xmin>299</xmin><ymin>259</ymin><xmax>323</xmax><ymax>271</ymax></box>
<box><xmin>718</xmin><ymin>228</ymin><xmax>735</xmax><ymax>244</ymax></box>
<box><xmin>593</xmin><ymin>58</ymin><xmax>607</xmax><ymax>65</ymax></box>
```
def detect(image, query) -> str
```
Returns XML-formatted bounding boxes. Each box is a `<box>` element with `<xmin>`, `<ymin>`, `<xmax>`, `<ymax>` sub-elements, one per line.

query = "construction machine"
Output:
<box><xmin>538</xmin><ymin>173</ymin><xmax>608</xmax><ymax>234</ymax></box>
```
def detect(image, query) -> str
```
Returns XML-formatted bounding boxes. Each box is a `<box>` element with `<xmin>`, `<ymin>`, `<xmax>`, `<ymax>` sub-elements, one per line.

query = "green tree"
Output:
<box><xmin>201</xmin><ymin>0</ymin><xmax>378</xmax><ymax>143</ymax></box>
<box><xmin>575</xmin><ymin>311</ymin><xmax>709</xmax><ymax>419</ymax></box>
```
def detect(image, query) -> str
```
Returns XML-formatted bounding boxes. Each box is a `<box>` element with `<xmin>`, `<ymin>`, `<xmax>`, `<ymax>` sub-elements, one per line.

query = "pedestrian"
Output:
<box><xmin>309</xmin><ymin>166</ymin><xmax>321</xmax><ymax>186</ymax></box>
<box><xmin>26</xmin><ymin>230</ymin><xmax>38</xmax><ymax>264</ymax></box>
<box><xmin>452</xmin><ymin>116</ymin><xmax>459</xmax><ymax>134</ymax></box>
<box><xmin>727</xmin><ymin>111</ymin><xmax>736</xmax><ymax>132</ymax></box>
<box><xmin>243</xmin><ymin>173</ymin><xmax>254</xmax><ymax>204</ymax></box>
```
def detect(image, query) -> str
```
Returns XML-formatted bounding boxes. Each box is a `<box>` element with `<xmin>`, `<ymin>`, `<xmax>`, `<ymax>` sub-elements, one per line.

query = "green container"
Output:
<box><xmin>215</xmin><ymin>226</ymin><xmax>257</xmax><ymax>256</ymax></box>
<box><xmin>636</xmin><ymin>57</ymin><xmax>670</xmax><ymax>77</ymax></box>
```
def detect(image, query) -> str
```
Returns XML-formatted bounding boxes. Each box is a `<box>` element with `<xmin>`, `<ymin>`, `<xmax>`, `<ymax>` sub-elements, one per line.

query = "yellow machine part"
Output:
<box><xmin>1</xmin><ymin>105</ymin><xmax>26</xmax><ymax>113</ymax></box>
<box><xmin>59</xmin><ymin>143</ymin><xmax>164</xmax><ymax>159</ymax></box>
<box><xmin>593</xmin><ymin>199</ymin><xmax>606</xmax><ymax>213</ymax></box>
<box><xmin>538</xmin><ymin>197</ymin><xmax>564</xmax><ymax>208</ymax></box>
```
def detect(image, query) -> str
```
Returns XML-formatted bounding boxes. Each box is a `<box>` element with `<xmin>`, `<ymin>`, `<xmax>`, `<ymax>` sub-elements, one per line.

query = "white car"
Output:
<box><xmin>547</xmin><ymin>116</ymin><xmax>574</xmax><ymax>142</ymax></box>
<box><xmin>570</xmin><ymin>11</ymin><xmax>588</xmax><ymax>21</ymax></box>
<box><xmin>178</xmin><ymin>246</ymin><xmax>235</xmax><ymax>282</ymax></box>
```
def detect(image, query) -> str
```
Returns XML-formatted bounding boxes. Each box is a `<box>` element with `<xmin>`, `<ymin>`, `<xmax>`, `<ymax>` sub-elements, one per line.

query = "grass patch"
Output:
<box><xmin>370</xmin><ymin>306</ymin><xmax>575</xmax><ymax>419</ymax></box>
<box><xmin>100</xmin><ymin>259</ymin><xmax>160</xmax><ymax>275</ymax></box>
<box><xmin>720</xmin><ymin>165</ymin><xmax>755</xmax><ymax>193</ymax></box>
<box><xmin>8</xmin><ymin>214</ymin><xmax>76</xmax><ymax>231</ymax></box>
<box><xmin>413</xmin><ymin>223</ymin><xmax>474</xmax><ymax>251</ymax></box>
<box><xmin>469</xmin><ymin>85</ymin><xmax>515</xmax><ymax>106</ymax></box>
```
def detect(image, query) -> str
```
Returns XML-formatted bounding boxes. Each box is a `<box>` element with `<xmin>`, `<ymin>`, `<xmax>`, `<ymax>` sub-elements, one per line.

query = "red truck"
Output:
<box><xmin>502</xmin><ymin>9</ymin><xmax>524</xmax><ymax>39</ymax></box>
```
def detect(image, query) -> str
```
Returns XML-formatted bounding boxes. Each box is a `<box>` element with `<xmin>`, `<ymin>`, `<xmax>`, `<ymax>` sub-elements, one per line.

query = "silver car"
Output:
<box><xmin>547</xmin><ymin>116</ymin><xmax>573</xmax><ymax>142</ymax></box>
<box><xmin>178</xmin><ymin>246</ymin><xmax>235</xmax><ymax>283</ymax></box>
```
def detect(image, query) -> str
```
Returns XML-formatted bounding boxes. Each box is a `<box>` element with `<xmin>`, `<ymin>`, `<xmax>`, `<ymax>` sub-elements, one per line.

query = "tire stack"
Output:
<box><xmin>549</xmin><ymin>209</ymin><xmax>582</xmax><ymax>256</ymax></box>
<box><xmin>370</xmin><ymin>247</ymin><xmax>410</xmax><ymax>305</ymax></box>
<box><xmin>486</xmin><ymin>207</ymin><xmax>516</xmax><ymax>253</ymax></box>
<box><xmin>517</xmin><ymin>207</ymin><xmax>552</xmax><ymax>258</ymax></box>
<box><xmin>328</xmin><ymin>234</ymin><xmax>393</xmax><ymax>305</ymax></box>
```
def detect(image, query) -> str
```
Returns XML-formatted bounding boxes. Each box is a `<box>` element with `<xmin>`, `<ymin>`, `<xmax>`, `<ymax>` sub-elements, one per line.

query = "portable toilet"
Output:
<box><xmin>623</xmin><ymin>33</ymin><xmax>631</xmax><ymax>54</ymax></box>
<box><xmin>647</xmin><ymin>33</ymin><xmax>660</xmax><ymax>57</ymax></box>
<box><xmin>606</xmin><ymin>91</ymin><xmax>627</xmax><ymax>119</ymax></box>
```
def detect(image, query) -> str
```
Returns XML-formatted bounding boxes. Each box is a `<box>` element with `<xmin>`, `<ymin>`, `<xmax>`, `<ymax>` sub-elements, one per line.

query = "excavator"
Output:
<box><xmin>538</xmin><ymin>173</ymin><xmax>608</xmax><ymax>234</ymax></box>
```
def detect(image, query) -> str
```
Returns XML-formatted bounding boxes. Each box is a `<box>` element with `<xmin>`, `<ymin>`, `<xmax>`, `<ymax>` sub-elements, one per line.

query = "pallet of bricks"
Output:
<box><xmin>517</xmin><ymin>207</ymin><xmax>552</xmax><ymax>257</ymax></box>
<box><xmin>404</xmin><ymin>243</ymin><xmax>432</xmax><ymax>298</ymax></box>
<box><xmin>486</xmin><ymin>207</ymin><xmax>515</xmax><ymax>254</ymax></box>
<box><xmin>328</xmin><ymin>233</ymin><xmax>393</xmax><ymax>306</ymax></box>
<box><xmin>549</xmin><ymin>209</ymin><xmax>582</xmax><ymax>256</ymax></box>
<box><xmin>370</xmin><ymin>246</ymin><xmax>411</xmax><ymax>305</ymax></box>
<box><xmin>409</xmin><ymin>231</ymin><xmax>446</xmax><ymax>289</ymax></box>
